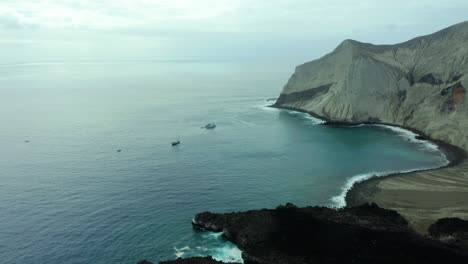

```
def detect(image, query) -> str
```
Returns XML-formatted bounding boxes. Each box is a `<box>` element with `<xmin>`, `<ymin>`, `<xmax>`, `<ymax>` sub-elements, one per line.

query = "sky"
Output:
<box><xmin>1</xmin><ymin>0</ymin><xmax>467</xmax><ymax>64</ymax></box>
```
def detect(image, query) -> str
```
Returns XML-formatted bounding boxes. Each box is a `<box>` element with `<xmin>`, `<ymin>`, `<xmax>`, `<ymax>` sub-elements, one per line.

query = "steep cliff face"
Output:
<box><xmin>274</xmin><ymin>21</ymin><xmax>468</xmax><ymax>150</ymax></box>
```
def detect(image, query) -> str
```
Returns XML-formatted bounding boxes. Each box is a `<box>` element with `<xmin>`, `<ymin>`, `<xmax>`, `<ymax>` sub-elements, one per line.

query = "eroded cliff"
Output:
<box><xmin>274</xmin><ymin>21</ymin><xmax>468</xmax><ymax>151</ymax></box>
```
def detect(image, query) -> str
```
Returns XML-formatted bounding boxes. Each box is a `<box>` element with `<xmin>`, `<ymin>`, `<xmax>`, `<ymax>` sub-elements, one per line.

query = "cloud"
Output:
<box><xmin>1</xmin><ymin>0</ymin><xmax>467</xmax><ymax>37</ymax></box>
<box><xmin>0</xmin><ymin>0</ymin><xmax>238</xmax><ymax>31</ymax></box>
<box><xmin>0</xmin><ymin>0</ymin><xmax>467</xmax><ymax>63</ymax></box>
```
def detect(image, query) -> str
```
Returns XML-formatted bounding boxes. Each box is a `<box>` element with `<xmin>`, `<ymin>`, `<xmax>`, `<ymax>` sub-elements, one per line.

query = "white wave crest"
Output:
<box><xmin>256</xmin><ymin>100</ymin><xmax>325</xmax><ymax>125</ymax></box>
<box><xmin>372</xmin><ymin>124</ymin><xmax>442</xmax><ymax>153</ymax></box>
<box><xmin>285</xmin><ymin>110</ymin><xmax>325</xmax><ymax>125</ymax></box>
<box><xmin>174</xmin><ymin>232</ymin><xmax>243</xmax><ymax>263</ymax></box>
<box><xmin>211</xmin><ymin>243</ymin><xmax>243</xmax><ymax>263</ymax></box>
<box><xmin>174</xmin><ymin>246</ymin><xmax>191</xmax><ymax>258</ymax></box>
<box><xmin>330</xmin><ymin>171</ymin><xmax>389</xmax><ymax>208</ymax></box>
<box><xmin>202</xmin><ymin>232</ymin><xmax>223</xmax><ymax>239</ymax></box>
<box><xmin>330</xmin><ymin>160</ymin><xmax>450</xmax><ymax>208</ymax></box>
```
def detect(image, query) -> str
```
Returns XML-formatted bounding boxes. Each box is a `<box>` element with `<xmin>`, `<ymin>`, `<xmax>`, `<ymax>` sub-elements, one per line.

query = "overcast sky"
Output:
<box><xmin>1</xmin><ymin>0</ymin><xmax>467</xmax><ymax>64</ymax></box>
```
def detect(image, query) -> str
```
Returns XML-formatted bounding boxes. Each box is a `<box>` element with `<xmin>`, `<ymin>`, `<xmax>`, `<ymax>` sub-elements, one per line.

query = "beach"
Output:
<box><xmin>273</xmin><ymin>105</ymin><xmax>468</xmax><ymax>235</ymax></box>
<box><xmin>347</xmin><ymin>143</ymin><xmax>468</xmax><ymax>234</ymax></box>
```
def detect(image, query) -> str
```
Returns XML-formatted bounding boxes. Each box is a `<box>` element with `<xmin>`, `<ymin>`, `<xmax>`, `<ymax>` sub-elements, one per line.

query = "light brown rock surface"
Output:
<box><xmin>274</xmin><ymin>21</ymin><xmax>468</xmax><ymax>233</ymax></box>
<box><xmin>274</xmin><ymin>21</ymin><xmax>468</xmax><ymax>151</ymax></box>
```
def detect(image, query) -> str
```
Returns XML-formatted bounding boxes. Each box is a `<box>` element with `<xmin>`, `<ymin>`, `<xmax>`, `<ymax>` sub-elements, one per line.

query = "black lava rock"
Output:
<box><xmin>429</xmin><ymin>218</ymin><xmax>468</xmax><ymax>247</ymax></box>
<box><xmin>188</xmin><ymin>203</ymin><xmax>468</xmax><ymax>264</ymax></box>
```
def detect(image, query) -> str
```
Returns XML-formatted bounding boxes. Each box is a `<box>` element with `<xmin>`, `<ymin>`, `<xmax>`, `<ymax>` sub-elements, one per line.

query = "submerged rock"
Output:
<box><xmin>415</xmin><ymin>135</ymin><xmax>428</xmax><ymax>140</ymax></box>
<box><xmin>189</xmin><ymin>203</ymin><xmax>468</xmax><ymax>264</ymax></box>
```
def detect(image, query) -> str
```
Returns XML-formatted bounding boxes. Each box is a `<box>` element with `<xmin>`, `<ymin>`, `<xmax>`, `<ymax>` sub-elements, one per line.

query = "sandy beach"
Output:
<box><xmin>347</xmin><ymin>159</ymin><xmax>468</xmax><ymax>234</ymax></box>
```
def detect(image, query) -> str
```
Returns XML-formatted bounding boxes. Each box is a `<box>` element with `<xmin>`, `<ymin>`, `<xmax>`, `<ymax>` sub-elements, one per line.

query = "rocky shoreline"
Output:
<box><xmin>148</xmin><ymin>107</ymin><xmax>468</xmax><ymax>264</ymax></box>
<box><xmin>152</xmin><ymin>203</ymin><xmax>468</xmax><ymax>264</ymax></box>
<box><xmin>151</xmin><ymin>22</ymin><xmax>468</xmax><ymax>263</ymax></box>
<box><xmin>269</xmin><ymin>23</ymin><xmax>468</xmax><ymax>233</ymax></box>
<box><xmin>151</xmin><ymin>96</ymin><xmax>468</xmax><ymax>264</ymax></box>
<box><xmin>145</xmin><ymin>106</ymin><xmax>468</xmax><ymax>264</ymax></box>
<box><xmin>271</xmin><ymin>104</ymin><xmax>467</xmax><ymax>165</ymax></box>
<box><xmin>270</xmin><ymin>101</ymin><xmax>468</xmax><ymax>231</ymax></box>
<box><xmin>272</xmin><ymin>105</ymin><xmax>467</xmax><ymax>205</ymax></box>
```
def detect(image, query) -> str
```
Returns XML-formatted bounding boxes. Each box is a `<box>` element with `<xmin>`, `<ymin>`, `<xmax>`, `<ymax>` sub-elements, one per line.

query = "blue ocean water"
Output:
<box><xmin>0</xmin><ymin>62</ymin><xmax>447</xmax><ymax>263</ymax></box>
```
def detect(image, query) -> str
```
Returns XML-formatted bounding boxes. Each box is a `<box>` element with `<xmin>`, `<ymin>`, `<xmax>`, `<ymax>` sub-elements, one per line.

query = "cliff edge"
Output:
<box><xmin>274</xmin><ymin>21</ymin><xmax>468</xmax><ymax>151</ymax></box>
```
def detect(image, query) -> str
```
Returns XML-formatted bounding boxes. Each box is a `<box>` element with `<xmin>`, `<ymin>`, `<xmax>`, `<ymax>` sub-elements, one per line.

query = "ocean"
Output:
<box><xmin>0</xmin><ymin>61</ymin><xmax>447</xmax><ymax>263</ymax></box>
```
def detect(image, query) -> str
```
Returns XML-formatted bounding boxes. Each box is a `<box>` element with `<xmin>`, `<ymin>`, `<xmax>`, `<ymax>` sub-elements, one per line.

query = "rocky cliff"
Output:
<box><xmin>273</xmin><ymin>21</ymin><xmax>468</xmax><ymax>151</ymax></box>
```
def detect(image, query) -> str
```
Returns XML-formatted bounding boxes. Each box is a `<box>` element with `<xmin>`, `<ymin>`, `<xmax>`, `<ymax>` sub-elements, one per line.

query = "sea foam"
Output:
<box><xmin>372</xmin><ymin>124</ymin><xmax>441</xmax><ymax>153</ymax></box>
<box><xmin>284</xmin><ymin>110</ymin><xmax>325</xmax><ymax>125</ymax></box>
<box><xmin>331</xmin><ymin>163</ymin><xmax>450</xmax><ymax>208</ymax></box>
<box><xmin>174</xmin><ymin>232</ymin><xmax>243</xmax><ymax>263</ymax></box>
<box><xmin>210</xmin><ymin>242</ymin><xmax>243</xmax><ymax>263</ymax></box>
<box><xmin>174</xmin><ymin>246</ymin><xmax>191</xmax><ymax>258</ymax></box>
<box><xmin>256</xmin><ymin>101</ymin><xmax>324</xmax><ymax>125</ymax></box>
<box><xmin>330</xmin><ymin>171</ymin><xmax>390</xmax><ymax>208</ymax></box>
<box><xmin>330</xmin><ymin>124</ymin><xmax>449</xmax><ymax>208</ymax></box>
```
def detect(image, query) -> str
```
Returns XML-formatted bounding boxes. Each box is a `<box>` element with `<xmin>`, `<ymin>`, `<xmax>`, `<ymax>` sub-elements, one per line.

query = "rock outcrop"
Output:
<box><xmin>273</xmin><ymin>21</ymin><xmax>468</xmax><ymax>151</ymax></box>
<box><xmin>429</xmin><ymin>217</ymin><xmax>468</xmax><ymax>247</ymax></box>
<box><xmin>189</xmin><ymin>203</ymin><xmax>468</xmax><ymax>264</ymax></box>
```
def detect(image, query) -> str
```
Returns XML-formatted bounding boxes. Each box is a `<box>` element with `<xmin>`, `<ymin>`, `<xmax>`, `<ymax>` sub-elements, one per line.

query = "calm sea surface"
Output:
<box><xmin>0</xmin><ymin>62</ymin><xmax>446</xmax><ymax>263</ymax></box>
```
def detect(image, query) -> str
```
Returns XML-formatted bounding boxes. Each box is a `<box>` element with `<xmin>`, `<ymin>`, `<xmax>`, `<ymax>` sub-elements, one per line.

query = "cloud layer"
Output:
<box><xmin>1</xmin><ymin>0</ymin><xmax>467</xmax><ymax>63</ymax></box>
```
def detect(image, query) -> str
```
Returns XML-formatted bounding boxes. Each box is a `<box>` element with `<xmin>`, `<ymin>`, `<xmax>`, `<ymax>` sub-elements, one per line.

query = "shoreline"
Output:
<box><xmin>269</xmin><ymin>105</ymin><xmax>467</xmax><ymax>220</ymax></box>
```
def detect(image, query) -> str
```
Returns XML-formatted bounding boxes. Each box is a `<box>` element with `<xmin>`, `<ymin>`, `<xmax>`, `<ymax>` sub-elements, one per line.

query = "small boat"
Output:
<box><xmin>203</xmin><ymin>123</ymin><xmax>216</xmax><ymax>129</ymax></box>
<box><xmin>117</xmin><ymin>149</ymin><xmax>122</xmax><ymax>152</ymax></box>
<box><xmin>171</xmin><ymin>140</ymin><xmax>180</xmax><ymax>146</ymax></box>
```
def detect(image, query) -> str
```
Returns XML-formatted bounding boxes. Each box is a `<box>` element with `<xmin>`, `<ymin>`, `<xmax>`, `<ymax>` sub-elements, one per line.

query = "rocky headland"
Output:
<box><xmin>155</xmin><ymin>204</ymin><xmax>468</xmax><ymax>264</ymax></box>
<box><xmin>155</xmin><ymin>21</ymin><xmax>468</xmax><ymax>263</ymax></box>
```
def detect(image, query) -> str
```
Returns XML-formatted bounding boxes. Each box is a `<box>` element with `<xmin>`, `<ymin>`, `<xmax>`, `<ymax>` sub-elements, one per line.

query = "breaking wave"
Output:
<box><xmin>330</xmin><ymin>162</ymin><xmax>450</xmax><ymax>208</ymax></box>
<box><xmin>327</xmin><ymin>123</ymin><xmax>449</xmax><ymax>208</ymax></box>
<box><xmin>256</xmin><ymin>100</ymin><xmax>324</xmax><ymax>125</ymax></box>
<box><xmin>173</xmin><ymin>232</ymin><xmax>243</xmax><ymax>263</ymax></box>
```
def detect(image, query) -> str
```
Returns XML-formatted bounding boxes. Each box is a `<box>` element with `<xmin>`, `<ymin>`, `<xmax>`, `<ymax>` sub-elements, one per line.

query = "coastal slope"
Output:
<box><xmin>274</xmin><ymin>21</ymin><xmax>468</xmax><ymax>150</ymax></box>
<box><xmin>273</xmin><ymin>21</ymin><xmax>468</xmax><ymax>230</ymax></box>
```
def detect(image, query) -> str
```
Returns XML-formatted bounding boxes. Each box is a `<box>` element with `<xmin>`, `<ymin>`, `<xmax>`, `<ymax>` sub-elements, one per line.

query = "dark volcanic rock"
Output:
<box><xmin>159</xmin><ymin>256</ymin><xmax>231</xmax><ymax>264</ymax></box>
<box><xmin>137</xmin><ymin>260</ymin><xmax>154</xmax><ymax>264</ymax></box>
<box><xmin>429</xmin><ymin>218</ymin><xmax>468</xmax><ymax>247</ymax></box>
<box><xmin>415</xmin><ymin>134</ymin><xmax>429</xmax><ymax>140</ymax></box>
<box><xmin>190</xmin><ymin>203</ymin><xmax>468</xmax><ymax>264</ymax></box>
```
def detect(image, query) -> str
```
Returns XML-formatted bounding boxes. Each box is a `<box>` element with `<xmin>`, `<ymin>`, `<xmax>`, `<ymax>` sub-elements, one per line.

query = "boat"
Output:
<box><xmin>203</xmin><ymin>123</ymin><xmax>216</xmax><ymax>129</ymax></box>
<box><xmin>171</xmin><ymin>140</ymin><xmax>180</xmax><ymax>146</ymax></box>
